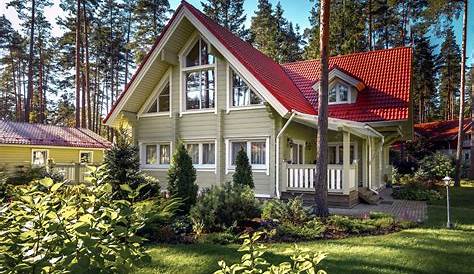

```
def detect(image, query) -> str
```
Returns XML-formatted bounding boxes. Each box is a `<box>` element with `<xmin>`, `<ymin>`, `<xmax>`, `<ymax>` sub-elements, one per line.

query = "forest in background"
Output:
<box><xmin>0</xmin><ymin>0</ymin><xmax>472</xmax><ymax>139</ymax></box>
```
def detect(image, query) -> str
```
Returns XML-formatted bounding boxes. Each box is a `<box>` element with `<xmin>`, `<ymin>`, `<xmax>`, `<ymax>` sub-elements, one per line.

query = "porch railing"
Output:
<box><xmin>284</xmin><ymin>163</ymin><xmax>357</xmax><ymax>193</ymax></box>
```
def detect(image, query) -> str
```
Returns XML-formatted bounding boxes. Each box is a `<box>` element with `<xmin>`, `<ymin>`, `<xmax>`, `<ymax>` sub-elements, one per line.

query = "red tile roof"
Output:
<box><xmin>104</xmin><ymin>1</ymin><xmax>412</xmax><ymax>124</ymax></box>
<box><xmin>0</xmin><ymin>121</ymin><xmax>112</xmax><ymax>149</ymax></box>
<box><xmin>415</xmin><ymin>119</ymin><xmax>472</xmax><ymax>141</ymax></box>
<box><xmin>282</xmin><ymin>47</ymin><xmax>412</xmax><ymax>122</ymax></box>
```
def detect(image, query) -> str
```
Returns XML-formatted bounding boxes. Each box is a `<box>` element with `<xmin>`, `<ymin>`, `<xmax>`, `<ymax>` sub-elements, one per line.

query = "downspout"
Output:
<box><xmin>275</xmin><ymin>111</ymin><xmax>297</xmax><ymax>199</ymax></box>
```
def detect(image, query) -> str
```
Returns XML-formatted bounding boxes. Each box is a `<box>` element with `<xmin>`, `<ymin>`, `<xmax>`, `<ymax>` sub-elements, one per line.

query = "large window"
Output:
<box><xmin>229</xmin><ymin>139</ymin><xmax>268</xmax><ymax>170</ymax></box>
<box><xmin>329</xmin><ymin>82</ymin><xmax>350</xmax><ymax>104</ymax></box>
<box><xmin>186</xmin><ymin>142</ymin><xmax>216</xmax><ymax>168</ymax></box>
<box><xmin>146</xmin><ymin>83</ymin><xmax>170</xmax><ymax>113</ymax></box>
<box><xmin>32</xmin><ymin>150</ymin><xmax>48</xmax><ymax>166</ymax></box>
<box><xmin>231</xmin><ymin>70</ymin><xmax>263</xmax><ymax>107</ymax></box>
<box><xmin>290</xmin><ymin>142</ymin><xmax>304</xmax><ymax>164</ymax></box>
<box><xmin>183</xmin><ymin>38</ymin><xmax>216</xmax><ymax>111</ymax></box>
<box><xmin>142</xmin><ymin>143</ymin><xmax>171</xmax><ymax>168</ymax></box>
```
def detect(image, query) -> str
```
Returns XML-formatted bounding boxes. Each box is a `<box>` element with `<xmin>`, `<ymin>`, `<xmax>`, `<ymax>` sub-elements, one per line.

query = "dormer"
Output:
<box><xmin>312</xmin><ymin>67</ymin><xmax>365</xmax><ymax>105</ymax></box>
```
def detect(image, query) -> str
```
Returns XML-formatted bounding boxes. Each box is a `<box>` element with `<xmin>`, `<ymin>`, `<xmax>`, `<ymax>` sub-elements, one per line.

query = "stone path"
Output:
<box><xmin>329</xmin><ymin>188</ymin><xmax>427</xmax><ymax>223</ymax></box>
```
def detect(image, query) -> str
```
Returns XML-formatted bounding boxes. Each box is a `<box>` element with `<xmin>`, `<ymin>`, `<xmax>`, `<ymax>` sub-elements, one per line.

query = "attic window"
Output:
<box><xmin>146</xmin><ymin>83</ymin><xmax>170</xmax><ymax>113</ymax></box>
<box><xmin>231</xmin><ymin>70</ymin><xmax>263</xmax><ymax>107</ymax></box>
<box><xmin>329</xmin><ymin>83</ymin><xmax>349</xmax><ymax>104</ymax></box>
<box><xmin>186</xmin><ymin>38</ymin><xmax>215</xmax><ymax>67</ymax></box>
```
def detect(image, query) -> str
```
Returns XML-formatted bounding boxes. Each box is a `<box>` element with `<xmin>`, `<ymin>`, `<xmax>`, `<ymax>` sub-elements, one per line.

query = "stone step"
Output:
<box><xmin>358</xmin><ymin>187</ymin><xmax>381</xmax><ymax>205</ymax></box>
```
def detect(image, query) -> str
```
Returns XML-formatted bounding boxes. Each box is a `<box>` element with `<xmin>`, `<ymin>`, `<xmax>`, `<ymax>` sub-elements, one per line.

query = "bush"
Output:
<box><xmin>199</xmin><ymin>231</ymin><xmax>239</xmax><ymax>245</ymax></box>
<box><xmin>0</xmin><ymin>167</ymin><xmax>149</xmax><ymax>273</ymax></box>
<box><xmin>6</xmin><ymin>163</ymin><xmax>64</xmax><ymax>185</ymax></box>
<box><xmin>190</xmin><ymin>182</ymin><xmax>260</xmax><ymax>233</ymax></box>
<box><xmin>214</xmin><ymin>232</ymin><xmax>328</xmax><ymax>274</ymax></box>
<box><xmin>232</xmin><ymin>148</ymin><xmax>254</xmax><ymax>188</ymax></box>
<box><xmin>419</xmin><ymin>152</ymin><xmax>454</xmax><ymax>181</ymax></box>
<box><xmin>392</xmin><ymin>187</ymin><xmax>443</xmax><ymax>201</ymax></box>
<box><xmin>105</xmin><ymin>127</ymin><xmax>160</xmax><ymax>201</ymax></box>
<box><xmin>261</xmin><ymin>197</ymin><xmax>310</xmax><ymax>225</ymax></box>
<box><xmin>327</xmin><ymin>214</ymin><xmax>398</xmax><ymax>234</ymax></box>
<box><xmin>168</xmin><ymin>142</ymin><xmax>198</xmax><ymax>215</ymax></box>
<box><xmin>274</xmin><ymin>218</ymin><xmax>326</xmax><ymax>241</ymax></box>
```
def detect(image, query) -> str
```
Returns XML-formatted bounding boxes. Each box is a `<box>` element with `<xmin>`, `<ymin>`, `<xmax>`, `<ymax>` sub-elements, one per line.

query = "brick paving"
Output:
<box><xmin>329</xmin><ymin>188</ymin><xmax>427</xmax><ymax>223</ymax></box>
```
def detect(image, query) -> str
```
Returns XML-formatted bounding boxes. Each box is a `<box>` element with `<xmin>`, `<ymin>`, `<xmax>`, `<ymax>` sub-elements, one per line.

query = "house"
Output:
<box><xmin>414</xmin><ymin>119</ymin><xmax>471</xmax><ymax>161</ymax></box>
<box><xmin>0</xmin><ymin>121</ymin><xmax>111</xmax><ymax>182</ymax></box>
<box><xmin>104</xmin><ymin>1</ymin><xmax>413</xmax><ymax>207</ymax></box>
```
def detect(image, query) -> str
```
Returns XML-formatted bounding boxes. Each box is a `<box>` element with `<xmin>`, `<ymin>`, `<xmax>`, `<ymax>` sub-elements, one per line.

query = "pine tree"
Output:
<box><xmin>303</xmin><ymin>4</ymin><xmax>320</xmax><ymax>59</ymax></box>
<box><xmin>250</xmin><ymin>0</ymin><xmax>278</xmax><ymax>59</ymax></box>
<box><xmin>168</xmin><ymin>142</ymin><xmax>198</xmax><ymax>214</ymax></box>
<box><xmin>202</xmin><ymin>0</ymin><xmax>249</xmax><ymax>39</ymax></box>
<box><xmin>412</xmin><ymin>25</ymin><xmax>437</xmax><ymax>123</ymax></box>
<box><xmin>232</xmin><ymin>148</ymin><xmax>254</xmax><ymax>188</ymax></box>
<box><xmin>437</xmin><ymin>26</ymin><xmax>461</xmax><ymax>120</ymax></box>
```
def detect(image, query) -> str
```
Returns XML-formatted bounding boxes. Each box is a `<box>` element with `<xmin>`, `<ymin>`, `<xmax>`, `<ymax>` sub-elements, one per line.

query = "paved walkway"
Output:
<box><xmin>329</xmin><ymin>188</ymin><xmax>427</xmax><ymax>223</ymax></box>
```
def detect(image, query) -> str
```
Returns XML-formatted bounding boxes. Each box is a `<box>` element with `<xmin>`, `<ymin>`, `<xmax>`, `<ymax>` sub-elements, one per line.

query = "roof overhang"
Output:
<box><xmin>104</xmin><ymin>4</ymin><xmax>290</xmax><ymax>126</ymax></box>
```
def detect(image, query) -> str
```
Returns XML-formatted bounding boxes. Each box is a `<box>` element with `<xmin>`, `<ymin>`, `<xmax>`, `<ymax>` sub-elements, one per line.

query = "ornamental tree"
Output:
<box><xmin>233</xmin><ymin>148</ymin><xmax>254</xmax><ymax>188</ymax></box>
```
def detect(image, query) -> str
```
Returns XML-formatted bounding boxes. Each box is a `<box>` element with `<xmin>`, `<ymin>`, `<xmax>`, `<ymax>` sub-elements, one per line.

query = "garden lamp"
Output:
<box><xmin>442</xmin><ymin>175</ymin><xmax>452</xmax><ymax>228</ymax></box>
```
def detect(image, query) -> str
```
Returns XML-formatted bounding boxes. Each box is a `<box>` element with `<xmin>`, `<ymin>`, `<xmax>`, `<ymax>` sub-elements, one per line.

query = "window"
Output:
<box><xmin>80</xmin><ymin>151</ymin><xmax>93</xmax><ymax>164</ymax></box>
<box><xmin>231</xmin><ymin>70</ymin><xmax>263</xmax><ymax>107</ymax></box>
<box><xmin>329</xmin><ymin>82</ymin><xmax>350</xmax><ymax>104</ymax></box>
<box><xmin>142</xmin><ymin>143</ymin><xmax>171</xmax><ymax>167</ymax></box>
<box><xmin>32</xmin><ymin>150</ymin><xmax>48</xmax><ymax>166</ymax></box>
<box><xmin>328</xmin><ymin>144</ymin><xmax>356</xmax><ymax>164</ymax></box>
<box><xmin>186</xmin><ymin>142</ymin><xmax>215</xmax><ymax>168</ymax></box>
<box><xmin>183</xmin><ymin>38</ymin><xmax>216</xmax><ymax>111</ymax></box>
<box><xmin>146</xmin><ymin>83</ymin><xmax>170</xmax><ymax>113</ymax></box>
<box><xmin>229</xmin><ymin>139</ymin><xmax>268</xmax><ymax>170</ymax></box>
<box><xmin>290</xmin><ymin>142</ymin><xmax>304</xmax><ymax>164</ymax></box>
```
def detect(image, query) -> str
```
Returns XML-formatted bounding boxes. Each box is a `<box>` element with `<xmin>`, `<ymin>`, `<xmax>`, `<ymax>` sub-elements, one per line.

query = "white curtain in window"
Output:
<box><xmin>251</xmin><ymin>142</ymin><xmax>266</xmax><ymax>165</ymax></box>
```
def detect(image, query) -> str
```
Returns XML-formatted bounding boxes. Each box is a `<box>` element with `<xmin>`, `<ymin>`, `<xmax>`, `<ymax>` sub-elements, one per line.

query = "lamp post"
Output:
<box><xmin>442</xmin><ymin>176</ymin><xmax>452</xmax><ymax>228</ymax></box>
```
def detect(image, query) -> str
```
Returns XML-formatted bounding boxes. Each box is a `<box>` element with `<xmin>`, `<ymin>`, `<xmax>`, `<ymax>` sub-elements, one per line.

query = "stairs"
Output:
<box><xmin>358</xmin><ymin>187</ymin><xmax>381</xmax><ymax>205</ymax></box>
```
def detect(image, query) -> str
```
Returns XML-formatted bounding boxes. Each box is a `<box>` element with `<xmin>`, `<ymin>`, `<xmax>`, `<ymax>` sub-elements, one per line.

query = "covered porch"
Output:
<box><xmin>276</xmin><ymin>111</ymin><xmax>390</xmax><ymax>207</ymax></box>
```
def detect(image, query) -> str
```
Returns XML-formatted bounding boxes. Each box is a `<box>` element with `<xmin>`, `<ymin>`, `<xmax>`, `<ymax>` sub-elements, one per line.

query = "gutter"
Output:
<box><xmin>275</xmin><ymin>111</ymin><xmax>297</xmax><ymax>199</ymax></box>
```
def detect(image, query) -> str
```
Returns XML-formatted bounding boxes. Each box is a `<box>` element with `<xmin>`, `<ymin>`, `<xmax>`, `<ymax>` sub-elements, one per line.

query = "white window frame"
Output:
<box><xmin>79</xmin><ymin>151</ymin><xmax>93</xmax><ymax>164</ymax></box>
<box><xmin>184</xmin><ymin>140</ymin><xmax>217</xmax><ymax>172</ymax></box>
<box><xmin>138</xmin><ymin>68</ymin><xmax>172</xmax><ymax>118</ymax></box>
<box><xmin>328</xmin><ymin>142</ymin><xmax>358</xmax><ymax>164</ymax></box>
<box><xmin>226</xmin><ymin>63</ymin><xmax>265</xmax><ymax>112</ymax></box>
<box><xmin>328</xmin><ymin>81</ymin><xmax>351</xmax><ymax>105</ymax></box>
<box><xmin>139</xmin><ymin>142</ymin><xmax>172</xmax><ymax>170</ymax></box>
<box><xmin>289</xmin><ymin>140</ymin><xmax>305</xmax><ymax>164</ymax></box>
<box><xmin>225</xmin><ymin>137</ymin><xmax>270</xmax><ymax>175</ymax></box>
<box><xmin>31</xmin><ymin>149</ymin><xmax>49</xmax><ymax>167</ymax></box>
<box><xmin>179</xmin><ymin>33</ymin><xmax>217</xmax><ymax>115</ymax></box>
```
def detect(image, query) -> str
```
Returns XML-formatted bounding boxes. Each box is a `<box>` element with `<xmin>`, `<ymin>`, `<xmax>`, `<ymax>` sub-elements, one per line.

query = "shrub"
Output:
<box><xmin>190</xmin><ymin>182</ymin><xmax>260</xmax><ymax>233</ymax></box>
<box><xmin>261</xmin><ymin>197</ymin><xmax>311</xmax><ymax>225</ymax></box>
<box><xmin>419</xmin><ymin>152</ymin><xmax>454</xmax><ymax>181</ymax></box>
<box><xmin>274</xmin><ymin>218</ymin><xmax>326</xmax><ymax>241</ymax></box>
<box><xmin>392</xmin><ymin>187</ymin><xmax>443</xmax><ymax>201</ymax></box>
<box><xmin>214</xmin><ymin>232</ymin><xmax>328</xmax><ymax>274</ymax></box>
<box><xmin>327</xmin><ymin>213</ymin><xmax>399</xmax><ymax>234</ymax></box>
<box><xmin>232</xmin><ymin>148</ymin><xmax>254</xmax><ymax>188</ymax></box>
<box><xmin>0</xmin><ymin>167</ymin><xmax>148</xmax><ymax>273</ymax></box>
<box><xmin>105</xmin><ymin>127</ymin><xmax>160</xmax><ymax>201</ymax></box>
<box><xmin>199</xmin><ymin>231</ymin><xmax>239</xmax><ymax>245</ymax></box>
<box><xmin>6</xmin><ymin>162</ymin><xmax>64</xmax><ymax>185</ymax></box>
<box><xmin>168</xmin><ymin>142</ymin><xmax>198</xmax><ymax>214</ymax></box>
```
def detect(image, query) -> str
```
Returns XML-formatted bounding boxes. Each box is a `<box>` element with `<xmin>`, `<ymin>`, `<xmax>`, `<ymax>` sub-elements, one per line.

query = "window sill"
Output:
<box><xmin>140</xmin><ymin>165</ymin><xmax>170</xmax><ymax>170</ymax></box>
<box><xmin>227</xmin><ymin>167</ymin><xmax>268</xmax><ymax>173</ymax></box>
<box><xmin>138</xmin><ymin>112</ymin><xmax>171</xmax><ymax>118</ymax></box>
<box><xmin>180</xmin><ymin>109</ymin><xmax>216</xmax><ymax>116</ymax></box>
<box><xmin>226</xmin><ymin>105</ymin><xmax>266</xmax><ymax>113</ymax></box>
<box><xmin>328</xmin><ymin>101</ymin><xmax>352</xmax><ymax>105</ymax></box>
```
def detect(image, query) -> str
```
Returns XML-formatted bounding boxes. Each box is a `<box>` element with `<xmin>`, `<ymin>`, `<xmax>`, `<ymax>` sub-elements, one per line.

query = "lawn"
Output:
<box><xmin>135</xmin><ymin>187</ymin><xmax>474</xmax><ymax>274</ymax></box>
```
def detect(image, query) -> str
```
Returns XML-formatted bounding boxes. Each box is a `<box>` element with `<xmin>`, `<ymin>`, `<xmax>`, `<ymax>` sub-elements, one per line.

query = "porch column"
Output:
<box><xmin>343</xmin><ymin>131</ymin><xmax>350</xmax><ymax>194</ymax></box>
<box><xmin>368</xmin><ymin>137</ymin><xmax>373</xmax><ymax>189</ymax></box>
<box><xmin>361</xmin><ymin>139</ymin><xmax>368</xmax><ymax>187</ymax></box>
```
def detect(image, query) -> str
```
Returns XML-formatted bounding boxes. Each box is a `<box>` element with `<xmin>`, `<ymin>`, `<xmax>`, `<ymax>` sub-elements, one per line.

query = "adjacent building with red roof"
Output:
<box><xmin>0</xmin><ymin>120</ymin><xmax>111</xmax><ymax>181</ymax></box>
<box><xmin>103</xmin><ymin>1</ymin><xmax>413</xmax><ymax>207</ymax></box>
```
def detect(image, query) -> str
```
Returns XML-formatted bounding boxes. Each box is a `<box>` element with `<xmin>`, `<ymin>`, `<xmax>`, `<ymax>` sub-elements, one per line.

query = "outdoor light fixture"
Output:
<box><xmin>442</xmin><ymin>175</ymin><xmax>452</xmax><ymax>229</ymax></box>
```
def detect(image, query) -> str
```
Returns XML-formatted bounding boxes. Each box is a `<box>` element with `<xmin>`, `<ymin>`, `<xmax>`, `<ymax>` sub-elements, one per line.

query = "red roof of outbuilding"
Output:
<box><xmin>282</xmin><ymin>47</ymin><xmax>412</xmax><ymax>122</ymax></box>
<box><xmin>104</xmin><ymin>1</ymin><xmax>412</xmax><ymax>124</ymax></box>
<box><xmin>415</xmin><ymin>119</ymin><xmax>471</xmax><ymax>141</ymax></box>
<box><xmin>0</xmin><ymin>121</ymin><xmax>111</xmax><ymax>149</ymax></box>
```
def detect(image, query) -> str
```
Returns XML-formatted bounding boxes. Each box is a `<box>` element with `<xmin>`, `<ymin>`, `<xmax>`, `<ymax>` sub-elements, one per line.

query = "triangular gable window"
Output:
<box><xmin>146</xmin><ymin>83</ymin><xmax>170</xmax><ymax>113</ymax></box>
<box><xmin>231</xmin><ymin>69</ymin><xmax>263</xmax><ymax>107</ymax></box>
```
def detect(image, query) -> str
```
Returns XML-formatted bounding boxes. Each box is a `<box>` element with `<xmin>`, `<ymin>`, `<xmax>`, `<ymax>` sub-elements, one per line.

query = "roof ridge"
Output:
<box><xmin>0</xmin><ymin>120</ymin><xmax>90</xmax><ymax>130</ymax></box>
<box><xmin>282</xmin><ymin>46</ymin><xmax>412</xmax><ymax>66</ymax></box>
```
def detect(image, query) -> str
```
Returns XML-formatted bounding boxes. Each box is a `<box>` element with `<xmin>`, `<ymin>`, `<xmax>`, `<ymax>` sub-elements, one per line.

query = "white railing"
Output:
<box><xmin>285</xmin><ymin>164</ymin><xmax>357</xmax><ymax>193</ymax></box>
<box><xmin>53</xmin><ymin>164</ymin><xmax>89</xmax><ymax>183</ymax></box>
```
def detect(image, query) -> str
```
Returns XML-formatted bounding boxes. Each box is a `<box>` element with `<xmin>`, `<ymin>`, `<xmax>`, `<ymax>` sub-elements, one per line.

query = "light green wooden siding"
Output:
<box><xmin>0</xmin><ymin>145</ymin><xmax>105</xmax><ymax>172</ymax></box>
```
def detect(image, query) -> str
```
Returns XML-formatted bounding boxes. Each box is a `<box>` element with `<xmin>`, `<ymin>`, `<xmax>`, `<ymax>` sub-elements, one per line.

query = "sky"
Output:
<box><xmin>1</xmin><ymin>0</ymin><xmax>473</xmax><ymax>66</ymax></box>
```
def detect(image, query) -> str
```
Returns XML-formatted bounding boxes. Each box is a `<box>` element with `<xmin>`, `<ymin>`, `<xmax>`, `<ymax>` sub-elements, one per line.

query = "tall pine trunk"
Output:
<box><xmin>454</xmin><ymin>0</ymin><xmax>468</xmax><ymax>187</ymax></box>
<box><xmin>470</xmin><ymin>67</ymin><xmax>474</xmax><ymax>179</ymax></box>
<box><xmin>25</xmin><ymin>0</ymin><xmax>35</xmax><ymax>122</ymax></box>
<box><xmin>313</xmin><ymin>0</ymin><xmax>330</xmax><ymax>218</ymax></box>
<box><xmin>83</xmin><ymin>1</ymin><xmax>91</xmax><ymax>129</ymax></box>
<box><xmin>75</xmin><ymin>0</ymin><xmax>82</xmax><ymax>128</ymax></box>
<box><xmin>38</xmin><ymin>35</ymin><xmax>44</xmax><ymax>123</ymax></box>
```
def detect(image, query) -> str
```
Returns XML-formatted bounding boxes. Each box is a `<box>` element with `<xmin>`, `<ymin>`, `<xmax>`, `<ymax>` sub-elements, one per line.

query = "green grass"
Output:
<box><xmin>135</xmin><ymin>187</ymin><xmax>474</xmax><ymax>274</ymax></box>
